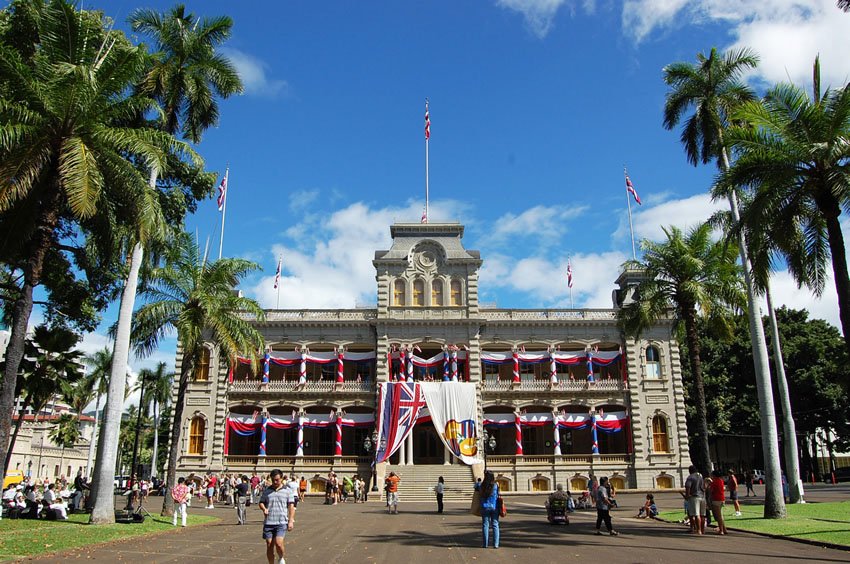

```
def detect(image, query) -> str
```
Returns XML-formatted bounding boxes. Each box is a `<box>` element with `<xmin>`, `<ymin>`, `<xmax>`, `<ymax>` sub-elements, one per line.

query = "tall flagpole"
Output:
<box><xmin>276</xmin><ymin>255</ymin><xmax>282</xmax><ymax>309</ymax></box>
<box><xmin>424</xmin><ymin>99</ymin><xmax>430</xmax><ymax>222</ymax></box>
<box><xmin>218</xmin><ymin>167</ymin><xmax>229</xmax><ymax>260</ymax></box>
<box><xmin>624</xmin><ymin>166</ymin><xmax>636</xmax><ymax>260</ymax></box>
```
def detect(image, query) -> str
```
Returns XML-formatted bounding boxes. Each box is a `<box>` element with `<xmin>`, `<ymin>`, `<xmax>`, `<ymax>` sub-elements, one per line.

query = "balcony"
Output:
<box><xmin>228</xmin><ymin>380</ymin><xmax>374</xmax><ymax>394</ymax></box>
<box><xmin>485</xmin><ymin>454</ymin><xmax>632</xmax><ymax>466</ymax></box>
<box><xmin>481</xmin><ymin>379</ymin><xmax>625</xmax><ymax>393</ymax></box>
<box><xmin>223</xmin><ymin>455</ymin><xmax>371</xmax><ymax>468</ymax></box>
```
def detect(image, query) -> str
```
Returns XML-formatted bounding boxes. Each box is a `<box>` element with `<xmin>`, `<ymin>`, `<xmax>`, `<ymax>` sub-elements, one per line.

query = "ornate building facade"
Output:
<box><xmin>174</xmin><ymin>222</ymin><xmax>690</xmax><ymax>496</ymax></box>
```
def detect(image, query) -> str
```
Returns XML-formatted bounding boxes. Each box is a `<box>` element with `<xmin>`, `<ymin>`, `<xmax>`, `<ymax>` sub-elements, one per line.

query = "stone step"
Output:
<box><xmin>382</xmin><ymin>464</ymin><xmax>476</xmax><ymax>501</ymax></box>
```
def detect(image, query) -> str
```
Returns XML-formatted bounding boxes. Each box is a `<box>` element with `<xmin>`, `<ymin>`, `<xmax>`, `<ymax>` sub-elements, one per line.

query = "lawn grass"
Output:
<box><xmin>0</xmin><ymin>511</ymin><xmax>219</xmax><ymax>561</ymax></box>
<box><xmin>659</xmin><ymin>500</ymin><xmax>850</xmax><ymax>547</ymax></box>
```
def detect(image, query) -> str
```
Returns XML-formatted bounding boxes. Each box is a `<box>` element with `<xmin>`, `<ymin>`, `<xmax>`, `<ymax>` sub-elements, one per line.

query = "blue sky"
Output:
<box><xmin>40</xmin><ymin>1</ymin><xmax>850</xmax><ymax>380</ymax></box>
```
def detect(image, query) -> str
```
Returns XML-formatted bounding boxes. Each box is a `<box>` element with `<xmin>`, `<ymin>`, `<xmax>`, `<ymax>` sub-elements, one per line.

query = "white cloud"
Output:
<box><xmin>288</xmin><ymin>189</ymin><xmax>319</xmax><ymax>212</ymax></box>
<box><xmin>765</xmin><ymin>269</ymin><xmax>840</xmax><ymax>329</ymax></box>
<box><xmin>221</xmin><ymin>47</ymin><xmax>289</xmax><ymax>97</ymax></box>
<box><xmin>631</xmin><ymin>192</ymin><xmax>726</xmax><ymax>242</ymax></box>
<box><xmin>482</xmin><ymin>204</ymin><xmax>588</xmax><ymax>246</ymax></box>
<box><xmin>497</xmin><ymin>0</ymin><xmax>594</xmax><ymax>38</ymax></box>
<box><xmin>623</xmin><ymin>0</ymin><xmax>850</xmax><ymax>87</ymax></box>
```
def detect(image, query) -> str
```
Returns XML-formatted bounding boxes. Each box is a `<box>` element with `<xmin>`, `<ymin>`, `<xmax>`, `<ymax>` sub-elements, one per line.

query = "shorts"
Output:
<box><xmin>262</xmin><ymin>523</ymin><xmax>288</xmax><ymax>540</ymax></box>
<box><xmin>729</xmin><ymin>490</ymin><xmax>738</xmax><ymax>501</ymax></box>
<box><xmin>686</xmin><ymin>496</ymin><xmax>704</xmax><ymax>517</ymax></box>
<box><xmin>388</xmin><ymin>491</ymin><xmax>399</xmax><ymax>506</ymax></box>
<box><xmin>711</xmin><ymin>500</ymin><xmax>724</xmax><ymax>512</ymax></box>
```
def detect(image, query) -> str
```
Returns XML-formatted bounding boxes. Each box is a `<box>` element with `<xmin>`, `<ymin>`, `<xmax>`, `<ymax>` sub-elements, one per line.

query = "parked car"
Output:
<box><xmin>824</xmin><ymin>467</ymin><xmax>850</xmax><ymax>483</ymax></box>
<box><xmin>3</xmin><ymin>470</ymin><xmax>24</xmax><ymax>489</ymax></box>
<box><xmin>113</xmin><ymin>475</ymin><xmax>130</xmax><ymax>492</ymax></box>
<box><xmin>751</xmin><ymin>470</ymin><xmax>765</xmax><ymax>484</ymax></box>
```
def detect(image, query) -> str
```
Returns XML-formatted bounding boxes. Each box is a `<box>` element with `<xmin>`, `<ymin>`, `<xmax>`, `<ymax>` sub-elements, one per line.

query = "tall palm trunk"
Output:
<box><xmin>86</xmin><ymin>392</ymin><xmax>102</xmax><ymax>477</ymax></box>
<box><xmin>4</xmin><ymin>395</ymin><xmax>32</xmax><ymax>472</ymax></box>
<box><xmin>161</xmin><ymin>350</ymin><xmax>192</xmax><ymax>517</ymax></box>
<box><xmin>819</xmin><ymin>195</ymin><xmax>850</xmax><ymax>361</ymax></box>
<box><xmin>151</xmin><ymin>395</ymin><xmax>159</xmax><ymax>479</ymax></box>
<box><xmin>0</xmin><ymin>189</ymin><xmax>62</xmax><ymax>475</ymax></box>
<box><xmin>89</xmin><ymin>242</ymin><xmax>144</xmax><ymax>524</ymax></box>
<box><xmin>720</xmin><ymin>144</ymin><xmax>786</xmax><ymax>518</ymax></box>
<box><xmin>682</xmin><ymin>307</ymin><xmax>712</xmax><ymax>473</ymax></box>
<box><xmin>765</xmin><ymin>285</ymin><xmax>803</xmax><ymax>502</ymax></box>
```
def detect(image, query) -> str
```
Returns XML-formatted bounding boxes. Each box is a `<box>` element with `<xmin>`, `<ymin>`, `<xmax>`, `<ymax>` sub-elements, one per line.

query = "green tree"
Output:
<box><xmin>618</xmin><ymin>223</ymin><xmax>743</xmax><ymax>473</ymax></box>
<box><xmin>663</xmin><ymin>46</ymin><xmax>787</xmax><ymax>518</ymax></box>
<box><xmin>0</xmin><ymin>0</ymin><xmax>188</xmax><ymax>487</ymax></box>
<box><xmin>132</xmin><ymin>233</ymin><xmax>264</xmax><ymax>516</ymax></box>
<box><xmin>717</xmin><ymin>58</ymin><xmax>850</xmax><ymax>370</ymax></box>
<box><xmin>49</xmin><ymin>412</ymin><xmax>81</xmax><ymax>478</ymax></box>
<box><xmin>138</xmin><ymin>362</ymin><xmax>172</xmax><ymax>478</ymax></box>
<box><xmin>92</xmin><ymin>3</ymin><xmax>241</xmax><ymax>523</ymax></box>
<box><xmin>81</xmin><ymin>348</ymin><xmax>111</xmax><ymax>477</ymax></box>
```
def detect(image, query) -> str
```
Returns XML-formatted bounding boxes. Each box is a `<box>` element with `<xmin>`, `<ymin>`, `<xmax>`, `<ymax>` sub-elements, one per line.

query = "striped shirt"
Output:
<box><xmin>260</xmin><ymin>485</ymin><xmax>294</xmax><ymax>526</ymax></box>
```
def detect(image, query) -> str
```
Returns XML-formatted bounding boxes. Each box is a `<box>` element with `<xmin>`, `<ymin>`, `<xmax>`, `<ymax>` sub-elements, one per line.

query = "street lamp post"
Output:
<box><xmin>482</xmin><ymin>429</ymin><xmax>496</xmax><ymax>470</ymax></box>
<box><xmin>364</xmin><ymin>430</ymin><xmax>380</xmax><ymax>492</ymax></box>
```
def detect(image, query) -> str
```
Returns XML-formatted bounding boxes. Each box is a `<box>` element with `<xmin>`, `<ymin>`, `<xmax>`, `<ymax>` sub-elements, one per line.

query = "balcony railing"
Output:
<box><xmin>482</xmin><ymin>379</ymin><xmax>625</xmax><ymax>392</ymax></box>
<box><xmin>480</xmin><ymin>309</ymin><xmax>617</xmax><ymax>321</ymax></box>
<box><xmin>485</xmin><ymin>454</ymin><xmax>632</xmax><ymax>465</ymax></box>
<box><xmin>228</xmin><ymin>380</ymin><xmax>374</xmax><ymax>393</ymax></box>
<box><xmin>223</xmin><ymin>455</ymin><xmax>372</xmax><ymax>467</ymax></box>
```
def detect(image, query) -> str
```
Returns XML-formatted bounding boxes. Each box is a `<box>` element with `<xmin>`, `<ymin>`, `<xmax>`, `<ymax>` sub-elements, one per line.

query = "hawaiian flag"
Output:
<box><xmin>424</xmin><ymin>100</ymin><xmax>430</xmax><ymax>140</ymax></box>
<box><xmin>273</xmin><ymin>257</ymin><xmax>282</xmax><ymax>289</ymax></box>
<box><xmin>375</xmin><ymin>382</ymin><xmax>426</xmax><ymax>463</ymax></box>
<box><xmin>625</xmin><ymin>174</ymin><xmax>641</xmax><ymax>205</ymax></box>
<box><xmin>421</xmin><ymin>207</ymin><xmax>428</xmax><ymax>224</ymax></box>
<box><xmin>567</xmin><ymin>260</ymin><xmax>574</xmax><ymax>289</ymax></box>
<box><xmin>217</xmin><ymin>169</ymin><xmax>229</xmax><ymax>211</ymax></box>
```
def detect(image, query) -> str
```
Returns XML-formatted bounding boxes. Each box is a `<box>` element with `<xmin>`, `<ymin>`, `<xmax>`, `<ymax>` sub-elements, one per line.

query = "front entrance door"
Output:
<box><xmin>413</xmin><ymin>423</ymin><xmax>443</xmax><ymax>464</ymax></box>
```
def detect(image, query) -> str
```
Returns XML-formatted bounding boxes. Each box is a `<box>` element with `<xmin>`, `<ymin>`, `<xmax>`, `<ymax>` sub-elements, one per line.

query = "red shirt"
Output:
<box><xmin>708</xmin><ymin>478</ymin><xmax>725</xmax><ymax>502</ymax></box>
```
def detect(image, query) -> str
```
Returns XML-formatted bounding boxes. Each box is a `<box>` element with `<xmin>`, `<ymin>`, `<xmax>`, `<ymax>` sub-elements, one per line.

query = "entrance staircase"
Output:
<box><xmin>384</xmin><ymin>463</ymin><xmax>475</xmax><ymax>502</ymax></box>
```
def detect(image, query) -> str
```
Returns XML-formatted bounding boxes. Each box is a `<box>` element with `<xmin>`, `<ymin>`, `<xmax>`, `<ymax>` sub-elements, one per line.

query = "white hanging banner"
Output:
<box><xmin>419</xmin><ymin>382</ymin><xmax>482</xmax><ymax>465</ymax></box>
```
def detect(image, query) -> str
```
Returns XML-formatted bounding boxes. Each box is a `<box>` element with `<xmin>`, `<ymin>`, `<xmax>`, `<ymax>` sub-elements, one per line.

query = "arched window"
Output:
<box><xmin>645</xmin><ymin>345</ymin><xmax>661</xmax><ymax>379</ymax></box>
<box><xmin>609</xmin><ymin>476</ymin><xmax>626</xmax><ymax>490</ymax></box>
<box><xmin>432</xmin><ymin>279</ymin><xmax>443</xmax><ymax>306</ymax></box>
<box><xmin>495</xmin><ymin>477</ymin><xmax>511</xmax><ymax>492</ymax></box>
<box><xmin>652</xmin><ymin>415</ymin><xmax>670</xmax><ymax>453</ymax></box>
<box><xmin>450</xmin><ymin>280</ymin><xmax>463</xmax><ymax>306</ymax></box>
<box><xmin>194</xmin><ymin>348</ymin><xmax>210</xmax><ymax>381</ymax></box>
<box><xmin>189</xmin><ymin>416</ymin><xmax>206</xmax><ymax>455</ymax></box>
<box><xmin>412</xmin><ymin>279</ymin><xmax>425</xmax><ymax>307</ymax></box>
<box><xmin>393</xmin><ymin>279</ymin><xmax>406</xmax><ymax>306</ymax></box>
<box><xmin>570</xmin><ymin>477</ymin><xmax>588</xmax><ymax>491</ymax></box>
<box><xmin>656</xmin><ymin>475</ymin><xmax>674</xmax><ymax>489</ymax></box>
<box><xmin>531</xmin><ymin>476</ymin><xmax>549</xmax><ymax>492</ymax></box>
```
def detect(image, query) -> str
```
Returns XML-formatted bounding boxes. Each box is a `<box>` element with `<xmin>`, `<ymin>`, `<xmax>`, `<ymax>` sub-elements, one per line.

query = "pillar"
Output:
<box><xmin>515</xmin><ymin>411</ymin><xmax>523</xmax><ymax>456</ymax></box>
<box><xmin>335</xmin><ymin>413</ymin><xmax>343</xmax><ymax>457</ymax></box>
<box><xmin>553</xmin><ymin>413</ymin><xmax>561</xmax><ymax>456</ymax></box>
<box><xmin>259</xmin><ymin>413</ymin><xmax>267</xmax><ymax>456</ymax></box>
<box><xmin>296</xmin><ymin>414</ymin><xmax>304</xmax><ymax>457</ymax></box>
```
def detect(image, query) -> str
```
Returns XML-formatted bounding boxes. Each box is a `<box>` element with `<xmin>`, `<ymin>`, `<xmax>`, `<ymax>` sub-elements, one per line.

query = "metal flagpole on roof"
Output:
<box><xmin>424</xmin><ymin>99</ymin><xmax>430</xmax><ymax>223</ymax></box>
<box><xmin>624</xmin><ymin>166</ymin><xmax>636</xmax><ymax>260</ymax></box>
<box><xmin>218</xmin><ymin>167</ymin><xmax>230</xmax><ymax>260</ymax></box>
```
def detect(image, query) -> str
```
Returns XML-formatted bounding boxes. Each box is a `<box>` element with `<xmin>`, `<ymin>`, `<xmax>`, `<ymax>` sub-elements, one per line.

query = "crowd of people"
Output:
<box><xmin>0</xmin><ymin>471</ymin><xmax>90</xmax><ymax>520</ymax></box>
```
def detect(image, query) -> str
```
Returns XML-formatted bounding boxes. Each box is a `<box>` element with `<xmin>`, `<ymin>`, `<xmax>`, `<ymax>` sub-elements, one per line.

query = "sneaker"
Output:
<box><xmin>595</xmin><ymin>530</ymin><xmax>602</xmax><ymax>535</ymax></box>
<box><xmin>610</xmin><ymin>531</ymin><xmax>619</xmax><ymax>536</ymax></box>
<box><xmin>735</xmin><ymin>511</ymin><xmax>742</xmax><ymax>516</ymax></box>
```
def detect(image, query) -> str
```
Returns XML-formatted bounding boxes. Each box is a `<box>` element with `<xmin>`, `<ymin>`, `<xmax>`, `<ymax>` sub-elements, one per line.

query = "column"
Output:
<box><xmin>549</xmin><ymin>352</ymin><xmax>558</xmax><ymax>388</ymax></box>
<box><xmin>512</xmin><ymin>351</ymin><xmax>520</xmax><ymax>386</ymax></box>
<box><xmin>443</xmin><ymin>350</ymin><xmax>450</xmax><ymax>381</ymax></box>
<box><xmin>515</xmin><ymin>411</ymin><xmax>524</xmax><ymax>456</ymax></box>
<box><xmin>262</xmin><ymin>352</ymin><xmax>270</xmax><ymax>384</ymax></box>
<box><xmin>296</xmin><ymin>414</ymin><xmax>304</xmax><ymax>457</ymax></box>
<box><xmin>443</xmin><ymin>445</ymin><xmax>451</xmax><ymax>465</ymax></box>
<box><xmin>591</xmin><ymin>411</ymin><xmax>599</xmax><ymax>455</ymax></box>
<box><xmin>299</xmin><ymin>351</ymin><xmax>307</xmax><ymax>385</ymax></box>
<box><xmin>406</xmin><ymin>431</ymin><xmax>414</xmax><ymax>465</ymax></box>
<box><xmin>451</xmin><ymin>349</ymin><xmax>458</xmax><ymax>382</ymax></box>
<box><xmin>406</xmin><ymin>348</ymin><xmax>414</xmax><ymax>382</ymax></box>
<box><xmin>335</xmin><ymin>413</ymin><xmax>343</xmax><ymax>457</ymax></box>
<box><xmin>336</xmin><ymin>349</ymin><xmax>345</xmax><ymax>384</ymax></box>
<box><xmin>259</xmin><ymin>413</ymin><xmax>268</xmax><ymax>456</ymax></box>
<box><xmin>553</xmin><ymin>412</ymin><xmax>561</xmax><ymax>456</ymax></box>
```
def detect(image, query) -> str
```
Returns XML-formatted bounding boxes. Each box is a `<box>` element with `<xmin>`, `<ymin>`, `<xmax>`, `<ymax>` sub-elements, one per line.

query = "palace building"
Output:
<box><xmin>173</xmin><ymin>222</ymin><xmax>691</xmax><ymax>497</ymax></box>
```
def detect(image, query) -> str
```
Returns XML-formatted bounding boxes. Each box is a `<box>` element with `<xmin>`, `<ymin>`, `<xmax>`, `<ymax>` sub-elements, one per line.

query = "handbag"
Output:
<box><xmin>470</xmin><ymin>489</ymin><xmax>482</xmax><ymax>516</ymax></box>
<box><xmin>497</xmin><ymin>496</ymin><xmax>507</xmax><ymax>518</ymax></box>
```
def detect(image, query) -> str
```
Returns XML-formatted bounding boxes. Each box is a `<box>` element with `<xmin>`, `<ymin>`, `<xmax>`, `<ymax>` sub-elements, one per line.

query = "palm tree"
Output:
<box><xmin>717</xmin><ymin>58</ymin><xmax>850</xmax><ymax>372</ymax></box>
<box><xmin>663</xmin><ymin>47</ymin><xmax>787</xmax><ymax>518</ymax></box>
<box><xmin>49</xmin><ymin>412</ymin><xmax>82</xmax><ymax>480</ymax></box>
<box><xmin>3</xmin><ymin>325</ymin><xmax>84</xmax><ymax>473</ymax></box>
<box><xmin>618</xmin><ymin>223</ymin><xmax>743</xmax><ymax>472</ymax></box>
<box><xmin>92</xmin><ymin>5</ymin><xmax>242</xmax><ymax>522</ymax></box>
<box><xmin>132</xmin><ymin>233</ymin><xmax>264</xmax><ymax>516</ymax></box>
<box><xmin>0</xmin><ymin>0</ymin><xmax>184</xmax><ymax>484</ymax></box>
<box><xmin>82</xmin><ymin>348</ymin><xmax>111</xmax><ymax>477</ymax></box>
<box><xmin>139</xmin><ymin>362</ymin><xmax>172</xmax><ymax>479</ymax></box>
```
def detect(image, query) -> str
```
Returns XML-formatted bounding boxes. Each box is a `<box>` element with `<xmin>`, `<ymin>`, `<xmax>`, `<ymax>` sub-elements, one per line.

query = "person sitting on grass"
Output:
<box><xmin>637</xmin><ymin>494</ymin><xmax>658</xmax><ymax>518</ymax></box>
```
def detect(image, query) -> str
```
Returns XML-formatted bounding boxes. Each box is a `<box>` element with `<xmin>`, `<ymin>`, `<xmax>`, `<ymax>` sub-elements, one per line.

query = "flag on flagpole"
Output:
<box><xmin>420</xmin><ymin>207</ymin><xmax>427</xmax><ymax>223</ymax></box>
<box><xmin>424</xmin><ymin>102</ymin><xmax>430</xmax><ymax>140</ymax></box>
<box><xmin>567</xmin><ymin>261</ymin><xmax>574</xmax><ymax>289</ymax></box>
<box><xmin>273</xmin><ymin>257</ymin><xmax>282</xmax><ymax>289</ymax></box>
<box><xmin>217</xmin><ymin>170</ymin><xmax>229</xmax><ymax>211</ymax></box>
<box><xmin>625</xmin><ymin>174</ymin><xmax>641</xmax><ymax>205</ymax></box>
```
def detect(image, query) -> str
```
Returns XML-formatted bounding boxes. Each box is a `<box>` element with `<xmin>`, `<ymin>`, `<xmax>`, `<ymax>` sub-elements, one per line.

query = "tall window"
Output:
<box><xmin>189</xmin><ymin>416</ymin><xmax>206</xmax><ymax>454</ymax></box>
<box><xmin>645</xmin><ymin>345</ymin><xmax>661</xmax><ymax>379</ymax></box>
<box><xmin>393</xmin><ymin>279</ymin><xmax>405</xmax><ymax>306</ymax></box>
<box><xmin>413</xmin><ymin>279</ymin><xmax>425</xmax><ymax>307</ymax></box>
<box><xmin>450</xmin><ymin>280</ymin><xmax>462</xmax><ymax>306</ymax></box>
<box><xmin>194</xmin><ymin>348</ymin><xmax>210</xmax><ymax>381</ymax></box>
<box><xmin>652</xmin><ymin>415</ymin><xmax>669</xmax><ymax>453</ymax></box>
<box><xmin>432</xmin><ymin>279</ymin><xmax>443</xmax><ymax>306</ymax></box>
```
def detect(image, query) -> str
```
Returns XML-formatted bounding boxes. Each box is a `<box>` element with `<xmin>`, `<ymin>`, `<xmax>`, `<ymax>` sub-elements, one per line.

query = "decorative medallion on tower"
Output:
<box><xmin>410</xmin><ymin>241</ymin><xmax>445</xmax><ymax>274</ymax></box>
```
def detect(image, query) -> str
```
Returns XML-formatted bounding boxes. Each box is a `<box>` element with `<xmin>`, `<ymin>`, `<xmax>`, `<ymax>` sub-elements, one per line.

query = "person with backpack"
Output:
<box><xmin>476</xmin><ymin>470</ymin><xmax>500</xmax><ymax>548</ymax></box>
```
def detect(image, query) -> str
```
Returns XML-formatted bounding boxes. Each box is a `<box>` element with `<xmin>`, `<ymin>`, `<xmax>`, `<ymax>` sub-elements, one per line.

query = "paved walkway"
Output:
<box><xmin>26</xmin><ymin>484</ymin><xmax>850</xmax><ymax>563</ymax></box>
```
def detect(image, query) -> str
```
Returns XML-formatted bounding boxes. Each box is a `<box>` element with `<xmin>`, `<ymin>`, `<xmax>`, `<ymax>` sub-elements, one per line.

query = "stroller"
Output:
<box><xmin>575</xmin><ymin>491</ymin><xmax>592</xmax><ymax>510</ymax></box>
<box><xmin>547</xmin><ymin>498</ymin><xmax>570</xmax><ymax>525</ymax></box>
